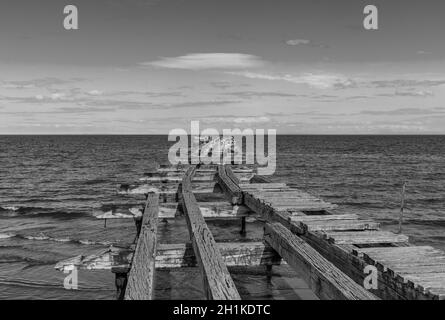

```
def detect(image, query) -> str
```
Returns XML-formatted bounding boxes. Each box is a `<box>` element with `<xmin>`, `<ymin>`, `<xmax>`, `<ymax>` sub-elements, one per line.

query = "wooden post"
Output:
<box><xmin>265</xmin><ymin>264</ymin><xmax>273</xmax><ymax>283</ymax></box>
<box><xmin>398</xmin><ymin>182</ymin><xmax>406</xmax><ymax>234</ymax></box>
<box><xmin>115</xmin><ymin>272</ymin><xmax>128</xmax><ymax>300</ymax></box>
<box><xmin>240</xmin><ymin>217</ymin><xmax>246</xmax><ymax>235</ymax></box>
<box><xmin>134</xmin><ymin>216</ymin><xmax>142</xmax><ymax>237</ymax></box>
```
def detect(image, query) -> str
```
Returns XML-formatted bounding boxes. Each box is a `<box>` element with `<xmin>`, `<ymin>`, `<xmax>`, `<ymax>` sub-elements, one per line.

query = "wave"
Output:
<box><xmin>0</xmin><ymin>233</ymin><xmax>15</xmax><ymax>240</ymax></box>
<box><xmin>0</xmin><ymin>254</ymin><xmax>58</xmax><ymax>266</ymax></box>
<box><xmin>340</xmin><ymin>201</ymin><xmax>394</xmax><ymax>209</ymax></box>
<box><xmin>404</xmin><ymin>219</ymin><xmax>445</xmax><ymax>227</ymax></box>
<box><xmin>416</xmin><ymin>198</ymin><xmax>445</xmax><ymax>204</ymax></box>
<box><xmin>0</xmin><ymin>232</ymin><xmax>113</xmax><ymax>246</ymax></box>
<box><xmin>81</xmin><ymin>178</ymin><xmax>109</xmax><ymax>186</ymax></box>
<box><xmin>118</xmin><ymin>185</ymin><xmax>159</xmax><ymax>195</ymax></box>
<box><xmin>0</xmin><ymin>276</ymin><xmax>108</xmax><ymax>291</ymax></box>
<box><xmin>0</xmin><ymin>206</ymin><xmax>90</xmax><ymax>219</ymax></box>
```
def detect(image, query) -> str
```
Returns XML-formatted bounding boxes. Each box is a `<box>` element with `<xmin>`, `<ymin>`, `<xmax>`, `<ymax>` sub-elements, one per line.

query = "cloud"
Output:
<box><xmin>360</xmin><ymin>107</ymin><xmax>445</xmax><ymax>116</ymax></box>
<box><xmin>377</xmin><ymin>90</ymin><xmax>434</xmax><ymax>97</ymax></box>
<box><xmin>141</xmin><ymin>53</ymin><xmax>264</xmax><ymax>70</ymax></box>
<box><xmin>370</xmin><ymin>79</ymin><xmax>445</xmax><ymax>88</ymax></box>
<box><xmin>87</xmin><ymin>90</ymin><xmax>103</xmax><ymax>96</ymax></box>
<box><xmin>210</xmin><ymin>81</ymin><xmax>250</xmax><ymax>89</ymax></box>
<box><xmin>226</xmin><ymin>71</ymin><xmax>355</xmax><ymax>89</ymax></box>
<box><xmin>286</xmin><ymin>39</ymin><xmax>311</xmax><ymax>46</ymax></box>
<box><xmin>233</xmin><ymin>116</ymin><xmax>270</xmax><ymax>123</ymax></box>
<box><xmin>192</xmin><ymin>115</ymin><xmax>271</xmax><ymax>124</ymax></box>
<box><xmin>160</xmin><ymin>100</ymin><xmax>240</xmax><ymax>109</ymax></box>
<box><xmin>1</xmin><ymin>77</ymin><xmax>85</xmax><ymax>89</ymax></box>
<box><xmin>286</xmin><ymin>39</ymin><xmax>328</xmax><ymax>48</ymax></box>
<box><xmin>223</xmin><ymin>91</ymin><xmax>306</xmax><ymax>98</ymax></box>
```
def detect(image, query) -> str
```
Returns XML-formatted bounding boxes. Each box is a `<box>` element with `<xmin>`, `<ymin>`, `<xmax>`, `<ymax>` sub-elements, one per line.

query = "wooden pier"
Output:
<box><xmin>56</xmin><ymin>164</ymin><xmax>445</xmax><ymax>300</ymax></box>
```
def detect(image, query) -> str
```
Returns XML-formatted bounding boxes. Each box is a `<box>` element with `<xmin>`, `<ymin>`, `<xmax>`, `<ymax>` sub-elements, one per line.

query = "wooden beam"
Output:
<box><xmin>124</xmin><ymin>193</ymin><xmax>159</xmax><ymax>300</ymax></box>
<box><xmin>217</xmin><ymin>165</ymin><xmax>242</xmax><ymax>205</ymax></box>
<box><xmin>224</xmin><ymin>164</ymin><xmax>241</xmax><ymax>184</ymax></box>
<box><xmin>181</xmin><ymin>166</ymin><xmax>241</xmax><ymax>300</ymax></box>
<box><xmin>264</xmin><ymin>222</ymin><xmax>378</xmax><ymax>300</ymax></box>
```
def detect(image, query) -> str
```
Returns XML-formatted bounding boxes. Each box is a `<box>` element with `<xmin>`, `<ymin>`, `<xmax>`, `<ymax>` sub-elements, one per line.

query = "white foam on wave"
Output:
<box><xmin>1</xmin><ymin>206</ymin><xmax>20</xmax><ymax>211</ymax></box>
<box><xmin>23</xmin><ymin>234</ymin><xmax>50</xmax><ymax>241</ymax></box>
<box><xmin>129</xmin><ymin>207</ymin><xmax>143</xmax><ymax>217</ymax></box>
<box><xmin>0</xmin><ymin>233</ymin><xmax>16</xmax><ymax>240</ymax></box>
<box><xmin>1</xmin><ymin>231</ymin><xmax>114</xmax><ymax>246</ymax></box>
<box><xmin>79</xmin><ymin>239</ymin><xmax>112</xmax><ymax>246</ymax></box>
<box><xmin>118</xmin><ymin>186</ymin><xmax>159</xmax><ymax>195</ymax></box>
<box><xmin>21</xmin><ymin>232</ymin><xmax>111</xmax><ymax>246</ymax></box>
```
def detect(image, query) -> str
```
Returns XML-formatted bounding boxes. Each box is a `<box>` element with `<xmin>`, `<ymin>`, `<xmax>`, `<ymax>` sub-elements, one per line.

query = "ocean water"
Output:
<box><xmin>0</xmin><ymin>135</ymin><xmax>444</xmax><ymax>300</ymax></box>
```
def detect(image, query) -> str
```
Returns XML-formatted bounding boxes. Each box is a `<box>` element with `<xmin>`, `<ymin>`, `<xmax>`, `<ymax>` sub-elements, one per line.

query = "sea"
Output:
<box><xmin>0</xmin><ymin>135</ymin><xmax>444</xmax><ymax>300</ymax></box>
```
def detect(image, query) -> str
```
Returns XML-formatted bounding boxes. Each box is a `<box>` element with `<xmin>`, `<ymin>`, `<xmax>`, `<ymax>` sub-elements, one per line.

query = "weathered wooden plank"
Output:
<box><xmin>401</xmin><ymin>273</ymin><xmax>445</xmax><ymax>293</ymax></box>
<box><xmin>290</xmin><ymin>214</ymin><xmax>360</xmax><ymax>222</ymax></box>
<box><xmin>354</xmin><ymin>246</ymin><xmax>445</xmax><ymax>274</ymax></box>
<box><xmin>300</xmin><ymin>220</ymin><xmax>380</xmax><ymax>232</ymax></box>
<box><xmin>263</xmin><ymin>197</ymin><xmax>326</xmax><ymax>203</ymax></box>
<box><xmin>389</xmin><ymin>264</ymin><xmax>445</xmax><ymax>275</ymax></box>
<box><xmin>254</xmin><ymin>189</ymin><xmax>317</xmax><ymax>195</ymax></box>
<box><xmin>240</xmin><ymin>183</ymin><xmax>288</xmax><ymax>189</ymax></box>
<box><xmin>368</xmin><ymin>256</ymin><xmax>445</xmax><ymax>273</ymax></box>
<box><xmin>323</xmin><ymin>231</ymin><xmax>409</xmax><ymax>245</ymax></box>
<box><xmin>249</xmin><ymin>195</ymin><xmax>335</xmax><ymax>208</ymax></box>
<box><xmin>271</xmin><ymin>204</ymin><xmax>338</xmax><ymax>211</ymax></box>
<box><xmin>181</xmin><ymin>167</ymin><xmax>241</xmax><ymax>300</ymax></box>
<box><xmin>264</xmin><ymin>222</ymin><xmax>378</xmax><ymax>300</ymax></box>
<box><xmin>217</xmin><ymin>165</ymin><xmax>243</xmax><ymax>205</ymax></box>
<box><xmin>353</xmin><ymin>246</ymin><xmax>442</xmax><ymax>258</ymax></box>
<box><xmin>257</xmin><ymin>194</ymin><xmax>323</xmax><ymax>201</ymax></box>
<box><xmin>124</xmin><ymin>194</ymin><xmax>159</xmax><ymax>300</ymax></box>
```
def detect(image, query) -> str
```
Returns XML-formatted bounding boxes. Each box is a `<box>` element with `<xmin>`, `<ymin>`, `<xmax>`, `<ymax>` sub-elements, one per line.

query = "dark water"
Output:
<box><xmin>1</xmin><ymin>135</ymin><xmax>444</xmax><ymax>299</ymax></box>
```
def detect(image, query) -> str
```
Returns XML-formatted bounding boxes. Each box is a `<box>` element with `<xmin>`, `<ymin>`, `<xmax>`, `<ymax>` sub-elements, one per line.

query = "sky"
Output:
<box><xmin>1</xmin><ymin>0</ymin><xmax>445</xmax><ymax>134</ymax></box>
